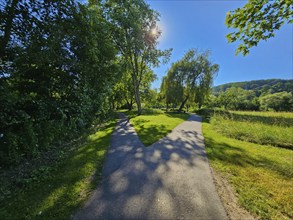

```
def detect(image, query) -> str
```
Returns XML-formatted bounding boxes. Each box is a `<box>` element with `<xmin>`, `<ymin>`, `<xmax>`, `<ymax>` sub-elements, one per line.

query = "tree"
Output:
<box><xmin>260</xmin><ymin>92</ymin><xmax>293</xmax><ymax>111</ymax></box>
<box><xmin>143</xmin><ymin>89</ymin><xmax>160</xmax><ymax>108</ymax></box>
<box><xmin>161</xmin><ymin>49</ymin><xmax>219</xmax><ymax>112</ymax></box>
<box><xmin>163</xmin><ymin>65</ymin><xmax>184</xmax><ymax>111</ymax></box>
<box><xmin>104</xmin><ymin>0</ymin><xmax>171</xmax><ymax>114</ymax></box>
<box><xmin>217</xmin><ymin>87</ymin><xmax>259</xmax><ymax>110</ymax></box>
<box><xmin>226</xmin><ymin>0</ymin><xmax>293</xmax><ymax>55</ymax></box>
<box><xmin>0</xmin><ymin>1</ymin><xmax>118</xmax><ymax>166</ymax></box>
<box><xmin>112</xmin><ymin>60</ymin><xmax>156</xmax><ymax>110</ymax></box>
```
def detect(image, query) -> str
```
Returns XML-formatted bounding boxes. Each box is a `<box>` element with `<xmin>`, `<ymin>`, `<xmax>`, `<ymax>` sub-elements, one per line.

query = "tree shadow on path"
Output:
<box><xmin>73</xmin><ymin>114</ymin><xmax>227</xmax><ymax>220</ymax></box>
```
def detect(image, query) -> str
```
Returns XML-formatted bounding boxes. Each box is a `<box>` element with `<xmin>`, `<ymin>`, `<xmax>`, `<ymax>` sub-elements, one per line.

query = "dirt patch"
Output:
<box><xmin>210</xmin><ymin>168</ymin><xmax>257</xmax><ymax>220</ymax></box>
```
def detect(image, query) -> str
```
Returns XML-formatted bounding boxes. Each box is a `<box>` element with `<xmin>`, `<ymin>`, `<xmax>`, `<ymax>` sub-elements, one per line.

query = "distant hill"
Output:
<box><xmin>213</xmin><ymin>79</ymin><xmax>293</xmax><ymax>96</ymax></box>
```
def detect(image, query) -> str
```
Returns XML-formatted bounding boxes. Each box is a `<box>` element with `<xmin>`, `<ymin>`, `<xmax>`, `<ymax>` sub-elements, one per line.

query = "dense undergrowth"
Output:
<box><xmin>0</xmin><ymin>119</ymin><xmax>116</xmax><ymax>220</ymax></box>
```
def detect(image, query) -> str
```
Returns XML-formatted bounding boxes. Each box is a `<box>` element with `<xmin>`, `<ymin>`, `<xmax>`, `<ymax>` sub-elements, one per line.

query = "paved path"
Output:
<box><xmin>74</xmin><ymin>114</ymin><xmax>227</xmax><ymax>219</ymax></box>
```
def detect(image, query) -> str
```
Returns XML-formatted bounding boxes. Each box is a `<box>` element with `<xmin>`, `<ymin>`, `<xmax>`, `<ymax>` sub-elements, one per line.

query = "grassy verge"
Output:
<box><xmin>0</xmin><ymin>120</ymin><xmax>116</xmax><ymax>220</ymax></box>
<box><xmin>124</xmin><ymin>109</ymin><xmax>189</xmax><ymax>146</ymax></box>
<box><xmin>211</xmin><ymin>114</ymin><xmax>293</xmax><ymax>149</ymax></box>
<box><xmin>202</xmin><ymin>116</ymin><xmax>293</xmax><ymax>219</ymax></box>
<box><xmin>229</xmin><ymin>110</ymin><xmax>293</xmax><ymax>126</ymax></box>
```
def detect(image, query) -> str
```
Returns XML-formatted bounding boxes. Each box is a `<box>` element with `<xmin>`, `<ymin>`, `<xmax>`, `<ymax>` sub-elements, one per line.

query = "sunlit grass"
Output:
<box><xmin>211</xmin><ymin>114</ymin><xmax>293</xmax><ymax>149</ymax></box>
<box><xmin>229</xmin><ymin>110</ymin><xmax>293</xmax><ymax>118</ymax></box>
<box><xmin>0</xmin><ymin>120</ymin><xmax>116</xmax><ymax>220</ymax></box>
<box><xmin>125</xmin><ymin>110</ymin><xmax>189</xmax><ymax>146</ymax></box>
<box><xmin>229</xmin><ymin>110</ymin><xmax>293</xmax><ymax>127</ymax></box>
<box><xmin>202</xmin><ymin>114</ymin><xmax>293</xmax><ymax>219</ymax></box>
<box><xmin>208</xmin><ymin>110</ymin><xmax>293</xmax><ymax>149</ymax></box>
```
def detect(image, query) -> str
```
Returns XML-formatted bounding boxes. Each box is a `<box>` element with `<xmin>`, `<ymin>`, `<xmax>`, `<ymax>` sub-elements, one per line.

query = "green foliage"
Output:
<box><xmin>260</xmin><ymin>91</ymin><xmax>293</xmax><ymax>111</ymax></box>
<box><xmin>210</xmin><ymin>80</ymin><xmax>293</xmax><ymax>112</ymax></box>
<box><xmin>0</xmin><ymin>1</ymin><xmax>118</xmax><ymax>166</ymax></box>
<box><xmin>216</xmin><ymin>87</ymin><xmax>259</xmax><ymax>110</ymax></box>
<box><xmin>226</xmin><ymin>0</ymin><xmax>293</xmax><ymax>55</ymax></box>
<box><xmin>0</xmin><ymin>120</ymin><xmax>116</xmax><ymax>219</ymax></box>
<box><xmin>161</xmin><ymin>49</ymin><xmax>218</xmax><ymax>111</ymax></box>
<box><xmin>142</xmin><ymin>89</ymin><xmax>160</xmax><ymax>108</ymax></box>
<box><xmin>213</xmin><ymin>79</ymin><xmax>293</xmax><ymax>95</ymax></box>
<box><xmin>203</xmin><ymin>116</ymin><xmax>293</xmax><ymax>219</ymax></box>
<box><xmin>104</xmin><ymin>0</ymin><xmax>171</xmax><ymax>114</ymax></box>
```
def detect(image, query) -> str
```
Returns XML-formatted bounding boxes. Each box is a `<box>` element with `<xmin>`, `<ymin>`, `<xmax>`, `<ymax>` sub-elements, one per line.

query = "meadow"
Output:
<box><xmin>202</xmin><ymin>110</ymin><xmax>293</xmax><ymax>219</ymax></box>
<box><xmin>210</xmin><ymin>111</ymin><xmax>293</xmax><ymax>149</ymax></box>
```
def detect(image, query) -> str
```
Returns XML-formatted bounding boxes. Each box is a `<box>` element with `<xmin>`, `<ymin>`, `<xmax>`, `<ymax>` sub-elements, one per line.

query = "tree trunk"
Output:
<box><xmin>129</xmin><ymin>99</ymin><xmax>133</xmax><ymax>110</ymax></box>
<box><xmin>134</xmin><ymin>88</ymin><xmax>142</xmax><ymax>114</ymax></box>
<box><xmin>0</xmin><ymin>0</ymin><xmax>19</xmax><ymax>59</ymax></box>
<box><xmin>112</xmin><ymin>101</ymin><xmax>115</xmax><ymax>110</ymax></box>
<box><xmin>126</xmin><ymin>98</ymin><xmax>133</xmax><ymax>111</ymax></box>
<box><xmin>178</xmin><ymin>95</ymin><xmax>189</xmax><ymax>112</ymax></box>
<box><xmin>133</xmin><ymin>79</ymin><xmax>142</xmax><ymax>115</ymax></box>
<box><xmin>198</xmin><ymin>102</ymin><xmax>202</xmax><ymax>109</ymax></box>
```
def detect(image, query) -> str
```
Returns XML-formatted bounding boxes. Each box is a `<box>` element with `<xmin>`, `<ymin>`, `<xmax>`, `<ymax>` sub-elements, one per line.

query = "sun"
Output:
<box><xmin>151</xmin><ymin>27</ymin><xmax>158</xmax><ymax>36</ymax></box>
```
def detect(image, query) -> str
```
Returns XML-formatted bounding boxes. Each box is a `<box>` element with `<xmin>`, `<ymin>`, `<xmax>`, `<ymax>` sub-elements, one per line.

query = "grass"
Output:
<box><xmin>228</xmin><ymin>110</ymin><xmax>293</xmax><ymax>127</ymax></box>
<box><xmin>210</xmin><ymin>111</ymin><xmax>293</xmax><ymax>149</ymax></box>
<box><xmin>124</xmin><ymin>109</ymin><xmax>189</xmax><ymax>146</ymax></box>
<box><xmin>201</xmin><ymin>112</ymin><xmax>293</xmax><ymax>219</ymax></box>
<box><xmin>0</xmin><ymin>120</ymin><xmax>116</xmax><ymax>220</ymax></box>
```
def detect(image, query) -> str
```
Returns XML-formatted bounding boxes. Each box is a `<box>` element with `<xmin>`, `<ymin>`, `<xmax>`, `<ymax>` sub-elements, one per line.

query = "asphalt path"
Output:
<box><xmin>74</xmin><ymin>113</ymin><xmax>227</xmax><ymax>219</ymax></box>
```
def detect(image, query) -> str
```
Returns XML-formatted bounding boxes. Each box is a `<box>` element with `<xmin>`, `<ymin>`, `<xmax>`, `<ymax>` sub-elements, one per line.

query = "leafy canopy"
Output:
<box><xmin>226</xmin><ymin>0</ymin><xmax>293</xmax><ymax>55</ymax></box>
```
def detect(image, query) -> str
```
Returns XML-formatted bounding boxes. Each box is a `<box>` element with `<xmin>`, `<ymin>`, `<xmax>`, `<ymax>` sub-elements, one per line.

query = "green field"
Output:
<box><xmin>0</xmin><ymin>120</ymin><xmax>116</xmax><ymax>220</ymax></box>
<box><xmin>210</xmin><ymin>111</ymin><xmax>293</xmax><ymax>149</ymax></box>
<box><xmin>202</xmin><ymin>110</ymin><xmax>293</xmax><ymax>219</ymax></box>
<box><xmin>125</xmin><ymin>109</ymin><xmax>189</xmax><ymax>146</ymax></box>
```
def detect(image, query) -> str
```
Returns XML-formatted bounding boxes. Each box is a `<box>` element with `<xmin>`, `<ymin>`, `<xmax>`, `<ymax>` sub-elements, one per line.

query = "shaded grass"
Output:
<box><xmin>0</xmin><ymin>120</ymin><xmax>116</xmax><ymax>220</ymax></box>
<box><xmin>127</xmin><ymin>111</ymin><xmax>189</xmax><ymax>146</ymax></box>
<box><xmin>210</xmin><ymin>112</ymin><xmax>293</xmax><ymax>149</ymax></box>
<box><xmin>202</xmin><ymin>118</ymin><xmax>293</xmax><ymax>219</ymax></box>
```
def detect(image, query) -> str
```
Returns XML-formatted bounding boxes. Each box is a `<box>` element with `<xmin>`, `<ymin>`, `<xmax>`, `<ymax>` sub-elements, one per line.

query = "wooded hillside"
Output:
<box><xmin>213</xmin><ymin>79</ymin><xmax>293</xmax><ymax>95</ymax></box>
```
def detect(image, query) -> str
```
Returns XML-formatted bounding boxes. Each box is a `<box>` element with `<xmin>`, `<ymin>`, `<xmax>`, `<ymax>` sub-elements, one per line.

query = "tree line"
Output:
<box><xmin>213</xmin><ymin>79</ymin><xmax>293</xmax><ymax>94</ymax></box>
<box><xmin>0</xmin><ymin>0</ymin><xmax>169</xmax><ymax>166</ymax></box>
<box><xmin>209</xmin><ymin>87</ymin><xmax>293</xmax><ymax>112</ymax></box>
<box><xmin>1</xmin><ymin>0</ymin><xmax>292</xmax><ymax>166</ymax></box>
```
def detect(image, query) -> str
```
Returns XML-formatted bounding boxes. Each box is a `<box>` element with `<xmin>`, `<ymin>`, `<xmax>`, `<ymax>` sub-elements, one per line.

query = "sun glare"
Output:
<box><xmin>151</xmin><ymin>27</ymin><xmax>158</xmax><ymax>36</ymax></box>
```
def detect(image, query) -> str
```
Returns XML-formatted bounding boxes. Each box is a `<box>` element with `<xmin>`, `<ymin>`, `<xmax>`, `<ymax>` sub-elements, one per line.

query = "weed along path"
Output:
<box><xmin>74</xmin><ymin>113</ymin><xmax>227</xmax><ymax>219</ymax></box>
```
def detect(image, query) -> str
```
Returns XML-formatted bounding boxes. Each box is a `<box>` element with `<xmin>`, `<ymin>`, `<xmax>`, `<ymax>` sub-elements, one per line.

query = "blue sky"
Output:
<box><xmin>146</xmin><ymin>0</ymin><xmax>293</xmax><ymax>89</ymax></box>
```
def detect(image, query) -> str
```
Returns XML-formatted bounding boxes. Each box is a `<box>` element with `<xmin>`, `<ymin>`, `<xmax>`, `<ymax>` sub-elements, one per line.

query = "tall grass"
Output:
<box><xmin>229</xmin><ymin>110</ymin><xmax>293</xmax><ymax>127</ymax></box>
<box><xmin>203</xmin><ymin>120</ymin><xmax>293</xmax><ymax>219</ymax></box>
<box><xmin>210</xmin><ymin>112</ymin><xmax>293</xmax><ymax>149</ymax></box>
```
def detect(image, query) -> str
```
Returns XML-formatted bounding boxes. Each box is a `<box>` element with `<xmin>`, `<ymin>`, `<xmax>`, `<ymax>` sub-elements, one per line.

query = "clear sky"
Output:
<box><xmin>146</xmin><ymin>0</ymin><xmax>293</xmax><ymax>89</ymax></box>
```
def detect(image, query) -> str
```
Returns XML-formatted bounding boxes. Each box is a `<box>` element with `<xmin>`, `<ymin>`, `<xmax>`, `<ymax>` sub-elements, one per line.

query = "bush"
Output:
<box><xmin>260</xmin><ymin>92</ymin><xmax>293</xmax><ymax>111</ymax></box>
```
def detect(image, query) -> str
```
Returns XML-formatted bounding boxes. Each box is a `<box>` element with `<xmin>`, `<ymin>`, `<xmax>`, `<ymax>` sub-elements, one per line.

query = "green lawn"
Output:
<box><xmin>125</xmin><ymin>110</ymin><xmax>189</xmax><ymax>146</ymax></box>
<box><xmin>0</xmin><ymin>120</ymin><xmax>116</xmax><ymax>220</ymax></box>
<box><xmin>202</xmin><ymin>113</ymin><xmax>293</xmax><ymax>219</ymax></box>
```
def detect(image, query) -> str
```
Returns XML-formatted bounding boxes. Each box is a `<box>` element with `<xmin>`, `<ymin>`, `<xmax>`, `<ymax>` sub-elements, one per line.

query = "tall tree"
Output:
<box><xmin>0</xmin><ymin>0</ymin><xmax>20</xmax><ymax>58</ymax></box>
<box><xmin>0</xmin><ymin>1</ymin><xmax>118</xmax><ymax>165</ymax></box>
<box><xmin>162</xmin><ymin>49</ymin><xmax>219</xmax><ymax>112</ymax></box>
<box><xmin>226</xmin><ymin>0</ymin><xmax>293</xmax><ymax>55</ymax></box>
<box><xmin>104</xmin><ymin>0</ymin><xmax>171</xmax><ymax>114</ymax></box>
